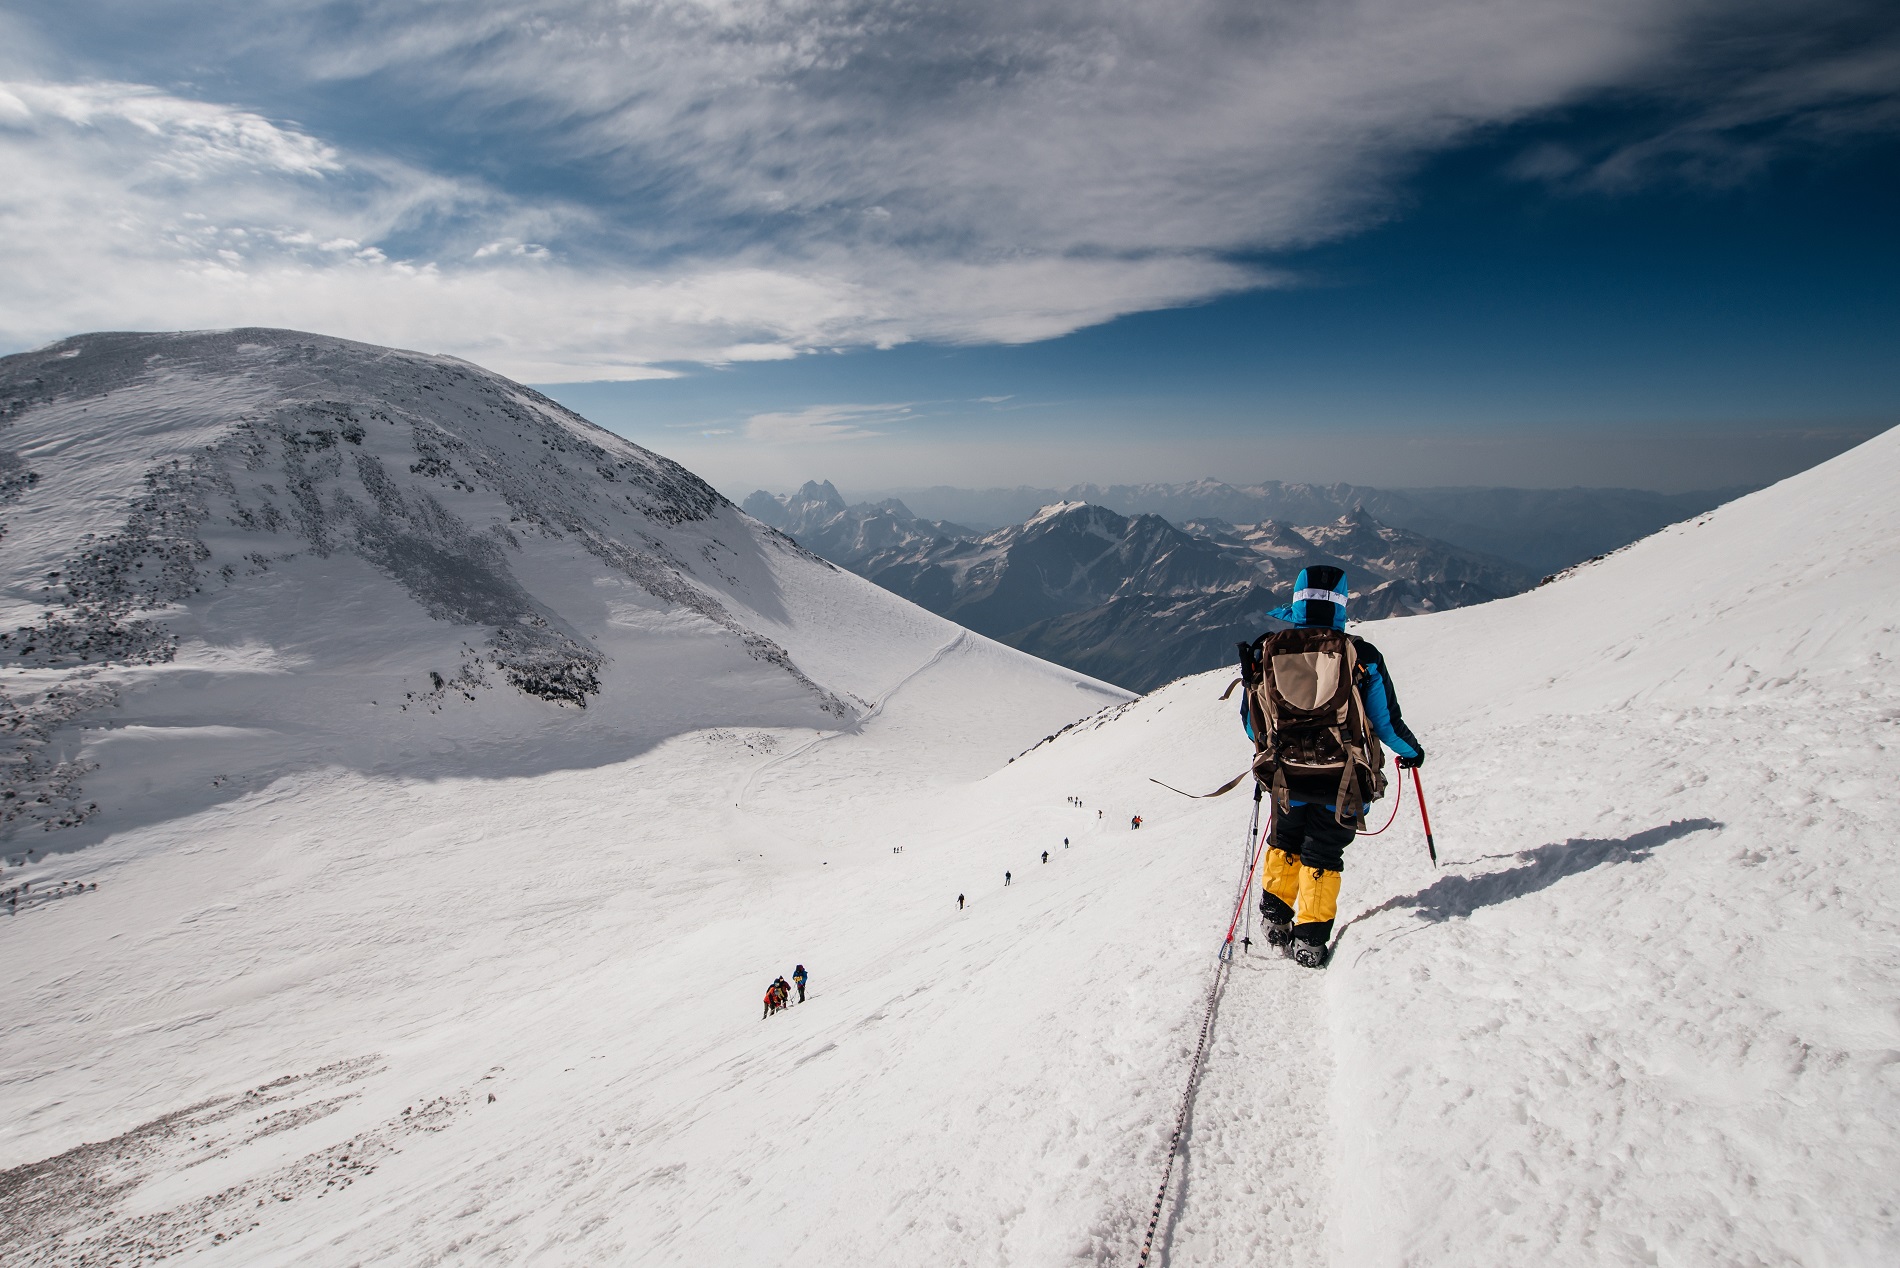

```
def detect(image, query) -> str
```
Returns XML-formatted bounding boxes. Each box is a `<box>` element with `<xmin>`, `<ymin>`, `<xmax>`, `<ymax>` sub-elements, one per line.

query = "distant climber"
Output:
<box><xmin>1238</xmin><ymin>566</ymin><xmax>1424</xmax><ymax>969</ymax></box>
<box><xmin>1005</xmin><ymin>871</ymin><xmax>1012</xmax><ymax>886</ymax></box>
<box><xmin>1041</xmin><ymin>850</ymin><xmax>1049</xmax><ymax>864</ymax></box>
<box><xmin>763</xmin><ymin>982</ymin><xmax>784</xmax><ymax>1019</ymax></box>
<box><xmin>1130</xmin><ymin>815</ymin><xmax>1142</xmax><ymax>829</ymax></box>
<box><xmin>793</xmin><ymin>964</ymin><xmax>807</xmax><ymax>1003</ymax></box>
<box><xmin>958</xmin><ymin>893</ymin><xmax>965</xmax><ymax>910</ymax></box>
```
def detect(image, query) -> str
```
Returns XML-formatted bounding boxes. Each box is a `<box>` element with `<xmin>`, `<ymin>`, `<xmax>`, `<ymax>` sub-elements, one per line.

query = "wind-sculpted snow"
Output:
<box><xmin>0</xmin><ymin>329</ymin><xmax>1117</xmax><ymax>842</ymax></box>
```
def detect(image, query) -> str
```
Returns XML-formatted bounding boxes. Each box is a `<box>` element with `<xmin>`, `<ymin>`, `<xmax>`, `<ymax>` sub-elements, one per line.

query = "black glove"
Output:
<box><xmin>1397</xmin><ymin>750</ymin><xmax>1425</xmax><ymax>770</ymax></box>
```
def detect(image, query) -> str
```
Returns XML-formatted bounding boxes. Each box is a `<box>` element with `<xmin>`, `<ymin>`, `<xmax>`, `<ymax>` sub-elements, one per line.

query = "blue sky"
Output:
<box><xmin>558</xmin><ymin>122</ymin><xmax>1900</xmax><ymax>493</ymax></box>
<box><xmin>2</xmin><ymin>1</ymin><xmax>1895</xmax><ymax>493</ymax></box>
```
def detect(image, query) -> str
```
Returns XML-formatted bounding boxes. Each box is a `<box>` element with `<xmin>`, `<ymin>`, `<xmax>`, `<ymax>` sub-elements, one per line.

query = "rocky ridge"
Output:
<box><xmin>744</xmin><ymin>486</ymin><xmax>1538</xmax><ymax>690</ymax></box>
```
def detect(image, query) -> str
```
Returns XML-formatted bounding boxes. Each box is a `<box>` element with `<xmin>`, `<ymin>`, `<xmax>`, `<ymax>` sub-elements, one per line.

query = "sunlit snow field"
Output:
<box><xmin>2</xmin><ymin>343</ymin><xmax>1895</xmax><ymax>1265</ymax></box>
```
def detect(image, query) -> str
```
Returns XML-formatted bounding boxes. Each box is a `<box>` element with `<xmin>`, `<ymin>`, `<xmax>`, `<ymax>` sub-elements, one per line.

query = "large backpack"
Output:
<box><xmin>1237</xmin><ymin>627</ymin><xmax>1388</xmax><ymax>827</ymax></box>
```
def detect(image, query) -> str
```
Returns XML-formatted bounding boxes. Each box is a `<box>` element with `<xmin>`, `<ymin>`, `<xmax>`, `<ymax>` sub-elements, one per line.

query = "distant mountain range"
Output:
<box><xmin>743</xmin><ymin>481</ymin><xmax>1541</xmax><ymax>690</ymax></box>
<box><xmin>846</xmin><ymin>480</ymin><xmax>1754</xmax><ymax>577</ymax></box>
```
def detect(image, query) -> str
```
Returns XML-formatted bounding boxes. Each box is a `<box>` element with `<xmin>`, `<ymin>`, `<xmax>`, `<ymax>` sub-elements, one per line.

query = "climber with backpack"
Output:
<box><xmin>1235</xmin><ymin>565</ymin><xmax>1425</xmax><ymax>969</ymax></box>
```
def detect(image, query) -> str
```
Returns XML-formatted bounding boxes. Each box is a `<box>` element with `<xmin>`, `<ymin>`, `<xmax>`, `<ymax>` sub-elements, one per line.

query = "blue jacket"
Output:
<box><xmin>1356</xmin><ymin>641</ymin><xmax>1421</xmax><ymax>761</ymax></box>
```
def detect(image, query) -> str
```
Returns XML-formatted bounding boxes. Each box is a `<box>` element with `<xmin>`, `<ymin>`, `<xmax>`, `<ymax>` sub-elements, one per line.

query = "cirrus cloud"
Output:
<box><xmin>744</xmin><ymin>403</ymin><xmax>916</xmax><ymax>445</ymax></box>
<box><xmin>1</xmin><ymin>0</ymin><xmax>1895</xmax><ymax>379</ymax></box>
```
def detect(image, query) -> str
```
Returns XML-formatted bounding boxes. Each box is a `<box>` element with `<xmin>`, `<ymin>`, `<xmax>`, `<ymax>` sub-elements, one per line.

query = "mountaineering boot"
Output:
<box><xmin>1263</xmin><ymin>920</ymin><xmax>1293</xmax><ymax>949</ymax></box>
<box><xmin>1291</xmin><ymin>938</ymin><xmax>1327</xmax><ymax>969</ymax></box>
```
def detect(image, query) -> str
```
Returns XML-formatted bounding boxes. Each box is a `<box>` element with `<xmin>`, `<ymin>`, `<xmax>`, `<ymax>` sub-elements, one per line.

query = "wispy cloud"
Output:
<box><xmin>744</xmin><ymin>403</ymin><xmax>915</xmax><ymax>445</ymax></box>
<box><xmin>1</xmin><ymin>1</ymin><xmax>1894</xmax><ymax>378</ymax></box>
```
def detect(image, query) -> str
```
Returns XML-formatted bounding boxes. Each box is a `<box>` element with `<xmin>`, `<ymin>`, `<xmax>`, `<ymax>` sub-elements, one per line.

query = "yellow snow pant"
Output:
<box><xmin>1261</xmin><ymin>847</ymin><xmax>1301</xmax><ymax>912</ymax></box>
<box><xmin>1296</xmin><ymin>864</ymin><xmax>1341</xmax><ymax>926</ymax></box>
<box><xmin>1260</xmin><ymin>848</ymin><xmax>1341</xmax><ymax>927</ymax></box>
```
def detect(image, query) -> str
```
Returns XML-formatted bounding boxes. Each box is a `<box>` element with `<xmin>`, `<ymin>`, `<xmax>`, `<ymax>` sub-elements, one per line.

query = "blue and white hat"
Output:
<box><xmin>1270</xmin><ymin>565</ymin><xmax>1348</xmax><ymax>630</ymax></box>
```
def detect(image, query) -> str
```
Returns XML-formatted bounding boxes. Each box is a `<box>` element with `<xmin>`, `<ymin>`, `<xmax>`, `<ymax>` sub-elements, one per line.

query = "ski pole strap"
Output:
<box><xmin>1411</xmin><ymin>766</ymin><xmax>1437</xmax><ymax>867</ymax></box>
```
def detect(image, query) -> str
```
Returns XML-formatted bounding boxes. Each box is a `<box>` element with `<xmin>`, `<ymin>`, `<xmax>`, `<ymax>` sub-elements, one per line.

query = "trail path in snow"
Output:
<box><xmin>1142</xmin><ymin>803</ymin><xmax>1334</xmax><ymax>1268</ymax></box>
<box><xmin>1163</xmin><ymin>952</ymin><xmax>1331</xmax><ymax>1267</ymax></box>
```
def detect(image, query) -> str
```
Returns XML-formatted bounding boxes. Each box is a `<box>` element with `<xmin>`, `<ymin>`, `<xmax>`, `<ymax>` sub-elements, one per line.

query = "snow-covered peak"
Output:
<box><xmin>0</xmin><ymin>329</ymin><xmax>1126</xmax><ymax>840</ymax></box>
<box><xmin>1022</xmin><ymin>499</ymin><xmax>1091</xmax><ymax>527</ymax></box>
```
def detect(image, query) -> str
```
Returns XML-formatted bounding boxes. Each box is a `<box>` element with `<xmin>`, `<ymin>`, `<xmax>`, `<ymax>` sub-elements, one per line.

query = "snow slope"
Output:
<box><xmin>1324</xmin><ymin>421</ymin><xmax>1900</xmax><ymax>1266</ymax></box>
<box><xmin>0</xmin><ymin>336</ymin><xmax>1894</xmax><ymax>1266</ymax></box>
<box><xmin>0</xmin><ymin>329</ymin><xmax>1125</xmax><ymax>844</ymax></box>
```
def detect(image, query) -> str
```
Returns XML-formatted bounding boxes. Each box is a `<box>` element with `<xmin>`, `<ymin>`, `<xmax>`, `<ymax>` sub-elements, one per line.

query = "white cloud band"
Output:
<box><xmin>1</xmin><ymin>1</ymin><xmax>1893</xmax><ymax>378</ymax></box>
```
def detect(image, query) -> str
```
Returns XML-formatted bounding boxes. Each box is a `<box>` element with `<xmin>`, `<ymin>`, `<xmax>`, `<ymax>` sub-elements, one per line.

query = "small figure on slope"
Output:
<box><xmin>793</xmin><ymin>964</ymin><xmax>808</xmax><ymax>1003</ymax></box>
<box><xmin>1238</xmin><ymin>566</ymin><xmax>1425</xmax><ymax>969</ymax></box>
<box><xmin>1041</xmin><ymin>850</ymin><xmax>1049</xmax><ymax>864</ymax></box>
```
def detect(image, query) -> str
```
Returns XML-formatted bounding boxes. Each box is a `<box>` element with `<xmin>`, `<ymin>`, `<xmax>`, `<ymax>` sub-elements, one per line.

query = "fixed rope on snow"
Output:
<box><xmin>1136</xmin><ymin>955</ymin><xmax>1229</xmax><ymax>1268</ymax></box>
<box><xmin>1138</xmin><ymin>798</ymin><xmax>1273</xmax><ymax>1265</ymax></box>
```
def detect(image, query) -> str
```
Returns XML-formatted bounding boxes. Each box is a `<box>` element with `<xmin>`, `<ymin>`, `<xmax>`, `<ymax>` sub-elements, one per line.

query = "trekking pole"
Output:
<box><xmin>1241</xmin><ymin>783</ymin><xmax>1262</xmax><ymax>951</ymax></box>
<box><xmin>1410</xmin><ymin>766</ymin><xmax>1437</xmax><ymax>868</ymax></box>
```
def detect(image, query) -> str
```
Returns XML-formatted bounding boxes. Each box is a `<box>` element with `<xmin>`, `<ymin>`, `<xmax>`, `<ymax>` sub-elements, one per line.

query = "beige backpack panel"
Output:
<box><xmin>1270</xmin><ymin>650</ymin><xmax>1343</xmax><ymax>712</ymax></box>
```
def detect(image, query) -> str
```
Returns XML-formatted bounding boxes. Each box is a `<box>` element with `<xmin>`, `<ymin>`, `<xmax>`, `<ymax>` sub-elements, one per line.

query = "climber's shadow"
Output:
<box><xmin>1334</xmin><ymin>817</ymin><xmax>1722</xmax><ymax>950</ymax></box>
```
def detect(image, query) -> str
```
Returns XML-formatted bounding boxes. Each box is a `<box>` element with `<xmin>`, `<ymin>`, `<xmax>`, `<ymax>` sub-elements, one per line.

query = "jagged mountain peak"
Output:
<box><xmin>795</xmin><ymin>479</ymin><xmax>848</xmax><ymax>510</ymax></box>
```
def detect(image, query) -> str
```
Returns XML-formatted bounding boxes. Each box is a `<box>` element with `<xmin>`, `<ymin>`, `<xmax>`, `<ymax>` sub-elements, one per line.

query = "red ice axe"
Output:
<box><xmin>1411</xmin><ymin>765</ymin><xmax>1437</xmax><ymax>869</ymax></box>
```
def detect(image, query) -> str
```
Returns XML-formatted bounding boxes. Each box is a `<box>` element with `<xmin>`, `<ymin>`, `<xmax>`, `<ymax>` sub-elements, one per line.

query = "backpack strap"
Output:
<box><xmin>1149</xmin><ymin>768</ymin><xmax>1252</xmax><ymax>799</ymax></box>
